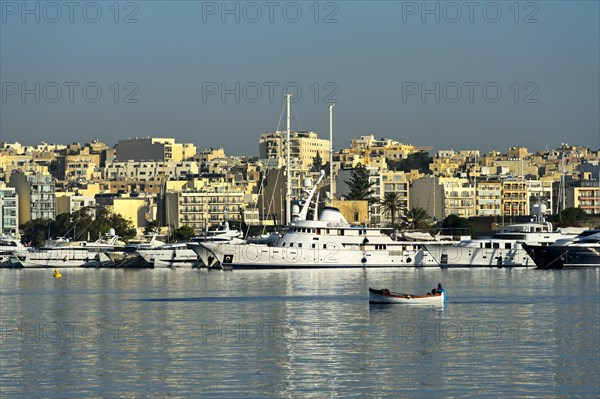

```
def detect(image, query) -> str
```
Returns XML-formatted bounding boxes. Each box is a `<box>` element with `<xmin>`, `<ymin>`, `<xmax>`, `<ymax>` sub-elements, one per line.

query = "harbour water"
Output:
<box><xmin>1</xmin><ymin>268</ymin><xmax>598</xmax><ymax>398</ymax></box>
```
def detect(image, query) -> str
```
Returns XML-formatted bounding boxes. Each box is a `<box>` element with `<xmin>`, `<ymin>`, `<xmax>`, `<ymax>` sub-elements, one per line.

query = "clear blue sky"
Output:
<box><xmin>1</xmin><ymin>1</ymin><xmax>598</xmax><ymax>155</ymax></box>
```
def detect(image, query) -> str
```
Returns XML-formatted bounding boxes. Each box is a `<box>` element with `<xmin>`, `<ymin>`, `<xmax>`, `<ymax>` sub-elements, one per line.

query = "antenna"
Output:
<box><xmin>285</xmin><ymin>94</ymin><xmax>291</xmax><ymax>225</ymax></box>
<box><xmin>329</xmin><ymin>103</ymin><xmax>334</xmax><ymax>204</ymax></box>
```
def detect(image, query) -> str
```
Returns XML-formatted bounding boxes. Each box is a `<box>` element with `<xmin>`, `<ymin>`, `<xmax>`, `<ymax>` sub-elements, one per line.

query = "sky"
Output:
<box><xmin>1</xmin><ymin>0</ymin><xmax>599</xmax><ymax>156</ymax></box>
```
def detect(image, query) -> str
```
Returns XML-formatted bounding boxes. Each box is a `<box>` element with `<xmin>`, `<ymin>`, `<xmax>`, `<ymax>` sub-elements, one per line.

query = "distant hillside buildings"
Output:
<box><xmin>0</xmin><ymin>135</ymin><xmax>598</xmax><ymax>238</ymax></box>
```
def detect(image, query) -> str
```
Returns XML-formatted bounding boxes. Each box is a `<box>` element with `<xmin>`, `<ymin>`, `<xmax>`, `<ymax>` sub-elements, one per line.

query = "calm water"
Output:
<box><xmin>1</xmin><ymin>268</ymin><xmax>598</xmax><ymax>398</ymax></box>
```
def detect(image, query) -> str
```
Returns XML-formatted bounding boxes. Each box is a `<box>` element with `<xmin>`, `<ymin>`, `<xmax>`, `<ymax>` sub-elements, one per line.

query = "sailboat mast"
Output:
<box><xmin>286</xmin><ymin>94</ymin><xmax>291</xmax><ymax>225</ymax></box>
<box><xmin>329</xmin><ymin>103</ymin><xmax>334</xmax><ymax>203</ymax></box>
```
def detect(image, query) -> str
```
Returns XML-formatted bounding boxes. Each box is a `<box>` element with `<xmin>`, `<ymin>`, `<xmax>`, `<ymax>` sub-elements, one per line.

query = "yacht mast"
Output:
<box><xmin>286</xmin><ymin>94</ymin><xmax>291</xmax><ymax>225</ymax></box>
<box><xmin>329</xmin><ymin>103</ymin><xmax>334</xmax><ymax>203</ymax></box>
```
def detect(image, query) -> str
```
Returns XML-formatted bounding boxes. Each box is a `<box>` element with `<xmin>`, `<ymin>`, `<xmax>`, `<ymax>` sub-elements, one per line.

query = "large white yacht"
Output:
<box><xmin>12</xmin><ymin>230</ymin><xmax>125</xmax><ymax>268</ymax></box>
<box><xmin>423</xmin><ymin>208</ymin><xmax>586</xmax><ymax>267</ymax></box>
<box><xmin>188</xmin><ymin>172</ymin><xmax>438</xmax><ymax>269</ymax></box>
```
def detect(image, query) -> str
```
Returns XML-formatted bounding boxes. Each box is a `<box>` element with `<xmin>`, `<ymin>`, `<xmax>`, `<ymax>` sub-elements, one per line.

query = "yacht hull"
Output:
<box><xmin>188</xmin><ymin>242</ymin><xmax>438</xmax><ymax>269</ymax></box>
<box><xmin>13</xmin><ymin>250</ymin><xmax>101</xmax><ymax>268</ymax></box>
<box><xmin>522</xmin><ymin>244</ymin><xmax>600</xmax><ymax>269</ymax></box>
<box><xmin>424</xmin><ymin>244</ymin><xmax>535</xmax><ymax>267</ymax></box>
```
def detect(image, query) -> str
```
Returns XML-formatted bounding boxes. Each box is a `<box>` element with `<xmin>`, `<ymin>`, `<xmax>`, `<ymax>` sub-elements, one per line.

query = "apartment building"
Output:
<box><xmin>409</xmin><ymin>176</ymin><xmax>444</xmax><ymax>221</ymax></box>
<box><xmin>378</xmin><ymin>170</ymin><xmax>410</xmax><ymax>227</ymax></box>
<box><xmin>55</xmin><ymin>193</ymin><xmax>96</xmax><ymax>216</ymax></box>
<box><xmin>103</xmin><ymin>160</ymin><xmax>199</xmax><ymax>181</ymax></box>
<box><xmin>565</xmin><ymin>180</ymin><xmax>600</xmax><ymax>215</ymax></box>
<box><xmin>8</xmin><ymin>170</ymin><xmax>55</xmax><ymax>223</ymax></box>
<box><xmin>441</xmin><ymin>178</ymin><xmax>476</xmax><ymax>218</ymax></box>
<box><xmin>165</xmin><ymin>190</ymin><xmax>247</xmax><ymax>233</ymax></box>
<box><xmin>115</xmin><ymin>138</ymin><xmax>196</xmax><ymax>162</ymax></box>
<box><xmin>0</xmin><ymin>185</ymin><xmax>19</xmax><ymax>236</ymax></box>
<box><xmin>259</xmin><ymin>131</ymin><xmax>330</xmax><ymax>170</ymax></box>
<box><xmin>475</xmin><ymin>181</ymin><xmax>502</xmax><ymax>216</ymax></box>
<box><xmin>502</xmin><ymin>180</ymin><xmax>528</xmax><ymax>216</ymax></box>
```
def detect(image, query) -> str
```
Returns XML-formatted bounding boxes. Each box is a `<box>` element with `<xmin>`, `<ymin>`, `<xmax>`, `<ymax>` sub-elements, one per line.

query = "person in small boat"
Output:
<box><xmin>429</xmin><ymin>283</ymin><xmax>444</xmax><ymax>295</ymax></box>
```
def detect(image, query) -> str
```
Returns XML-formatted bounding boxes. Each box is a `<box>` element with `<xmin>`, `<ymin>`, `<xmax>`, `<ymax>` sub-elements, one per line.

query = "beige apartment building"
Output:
<box><xmin>103</xmin><ymin>160</ymin><xmax>200</xmax><ymax>182</ymax></box>
<box><xmin>475</xmin><ymin>181</ymin><xmax>502</xmax><ymax>216</ymax></box>
<box><xmin>441</xmin><ymin>178</ymin><xmax>476</xmax><ymax>218</ymax></box>
<box><xmin>165</xmin><ymin>190</ymin><xmax>251</xmax><ymax>233</ymax></box>
<box><xmin>502</xmin><ymin>180</ymin><xmax>528</xmax><ymax>216</ymax></box>
<box><xmin>259</xmin><ymin>131</ymin><xmax>330</xmax><ymax>170</ymax></box>
<box><xmin>115</xmin><ymin>138</ymin><xmax>196</xmax><ymax>162</ymax></box>
<box><xmin>566</xmin><ymin>180</ymin><xmax>600</xmax><ymax>215</ymax></box>
<box><xmin>378</xmin><ymin>170</ymin><xmax>410</xmax><ymax>227</ymax></box>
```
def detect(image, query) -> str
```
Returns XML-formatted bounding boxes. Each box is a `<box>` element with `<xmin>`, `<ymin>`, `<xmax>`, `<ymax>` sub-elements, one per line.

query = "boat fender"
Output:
<box><xmin>361</xmin><ymin>257</ymin><xmax>367</xmax><ymax>264</ymax></box>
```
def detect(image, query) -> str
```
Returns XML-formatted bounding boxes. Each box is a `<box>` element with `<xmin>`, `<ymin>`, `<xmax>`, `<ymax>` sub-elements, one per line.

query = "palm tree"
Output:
<box><xmin>404</xmin><ymin>207</ymin><xmax>432</xmax><ymax>230</ymax></box>
<box><xmin>380</xmin><ymin>192</ymin><xmax>404</xmax><ymax>229</ymax></box>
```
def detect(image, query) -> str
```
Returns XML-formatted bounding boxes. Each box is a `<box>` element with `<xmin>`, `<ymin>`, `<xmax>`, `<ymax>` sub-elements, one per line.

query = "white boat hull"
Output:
<box><xmin>369</xmin><ymin>289</ymin><xmax>445</xmax><ymax>305</ymax></box>
<box><xmin>138</xmin><ymin>247</ymin><xmax>200</xmax><ymax>268</ymax></box>
<box><xmin>425</xmin><ymin>244</ymin><xmax>535</xmax><ymax>267</ymax></box>
<box><xmin>14</xmin><ymin>250</ymin><xmax>101</xmax><ymax>268</ymax></box>
<box><xmin>188</xmin><ymin>242</ymin><xmax>438</xmax><ymax>268</ymax></box>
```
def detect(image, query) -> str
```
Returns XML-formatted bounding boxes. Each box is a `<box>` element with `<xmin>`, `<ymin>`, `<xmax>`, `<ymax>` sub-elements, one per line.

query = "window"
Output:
<box><xmin>353</xmin><ymin>212</ymin><xmax>359</xmax><ymax>222</ymax></box>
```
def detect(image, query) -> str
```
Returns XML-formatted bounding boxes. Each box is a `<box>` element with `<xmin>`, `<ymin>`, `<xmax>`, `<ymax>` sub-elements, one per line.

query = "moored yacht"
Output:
<box><xmin>0</xmin><ymin>237</ymin><xmax>28</xmax><ymax>267</ymax></box>
<box><xmin>138</xmin><ymin>242</ymin><xmax>200</xmax><ymax>268</ymax></box>
<box><xmin>136</xmin><ymin>221</ymin><xmax>245</xmax><ymax>268</ymax></box>
<box><xmin>12</xmin><ymin>230</ymin><xmax>126</xmax><ymax>268</ymax></box>
<box><xmin>423</xmin><ymin>210</ymin><xmax>586</xmax><ymax>267</ymax></box>
<box><xmin>188</xmin><ymin>172</ymin><xmax>438</xmax><ymax>269</ymax></box>
<box><xmin>522</xmin><ymin>230</ymin><xmax>600</xmax><ymax>269</ymax></box>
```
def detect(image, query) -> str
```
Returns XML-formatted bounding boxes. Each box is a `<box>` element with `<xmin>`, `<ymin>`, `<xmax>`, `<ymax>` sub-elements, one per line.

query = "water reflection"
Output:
<box><xmin>0</xmin><ymin>268</ymin><xmax>598</xmax><ymax>398</ymax></box>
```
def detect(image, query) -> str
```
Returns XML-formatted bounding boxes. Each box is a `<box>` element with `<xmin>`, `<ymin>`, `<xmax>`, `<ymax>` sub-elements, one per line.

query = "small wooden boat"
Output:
<box><xmin>369</xmin><ymin>287</ymin><xmax>445</xmax><ymax>305</ymax></box>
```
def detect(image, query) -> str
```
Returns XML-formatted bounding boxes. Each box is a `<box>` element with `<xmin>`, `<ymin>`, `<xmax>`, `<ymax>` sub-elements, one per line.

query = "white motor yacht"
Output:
<box><xmin>423</xmin><ymin>210</ymin><xmax>586</xmax><ymax>267</ymax></box>
<box><xmin>138</xmin><ymin>221</ymin><xmax>245</xmax><ymax>268</ymax></box>
<box><xmin>12</xmin><ymin>229</ymin><xmax>126</xmax><ymax>268</ymax></box>
<box><xmin>188</xmin><ymin>172</ymin><xmax>438</xmax><ymax>269</ymax></box>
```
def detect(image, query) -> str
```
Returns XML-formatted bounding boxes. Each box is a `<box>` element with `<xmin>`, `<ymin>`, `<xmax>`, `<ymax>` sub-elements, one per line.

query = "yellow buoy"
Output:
<box><xmin>53</xmin><ymin>269</ymin><xmax>62</xmax><ymax>278</ymax></box>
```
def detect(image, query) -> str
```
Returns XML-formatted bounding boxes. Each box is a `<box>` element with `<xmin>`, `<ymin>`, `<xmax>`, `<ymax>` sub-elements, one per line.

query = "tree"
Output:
<box><xmin>403</xmin><ymin>207</ymin><xmax>432</xmax><ymax>229</ymax></box>
<box><xmin>53</xmin><ymin>206</ymin><xmax>137</xmax><ymax>241</ymax></box>
<box><xmin>560</xmin><ymin>207</ymin><xmax>588</xmax><ymax>227</ymax></box>
<box><xmin>171</xmin><ymin>226</ymin><xmax>195</xmax><ymax>242</ymax></box>
<box><xmin>441</xmin><ymin>214</ymin><xmax>474</xmax><ymax>236</ymax></box>
<box><xmin>380</xmin><ymin>192</ymin><xmax>404</xmax><ymax>229</ymax></box>
<box><xmin>343</xmin><ymin>164</ymin><xmax>376</xmax><ymax>203</ymax></box>
<box><xmin>311</xmin><ymin>152</ymin><xmax>324</xmax><ymax>172</ymax></box>
<box><xmin>144</xmin><ymin>220</ymin><xmax>161</xmax><ymax>235</ymax></box>
<box><xmin>106</xmin><ymin>211</ymin><xmax>137</xmax><ymax>240</ymax></box>
<box><xmin>387</xmin><ymin>151</ymin><xmax>433</xmax><ymax>174</ymax></box>
<box><xmin>20</xmin><ymin>218</ymin><xmax>53</xmax><ymax>247</ymax></box>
